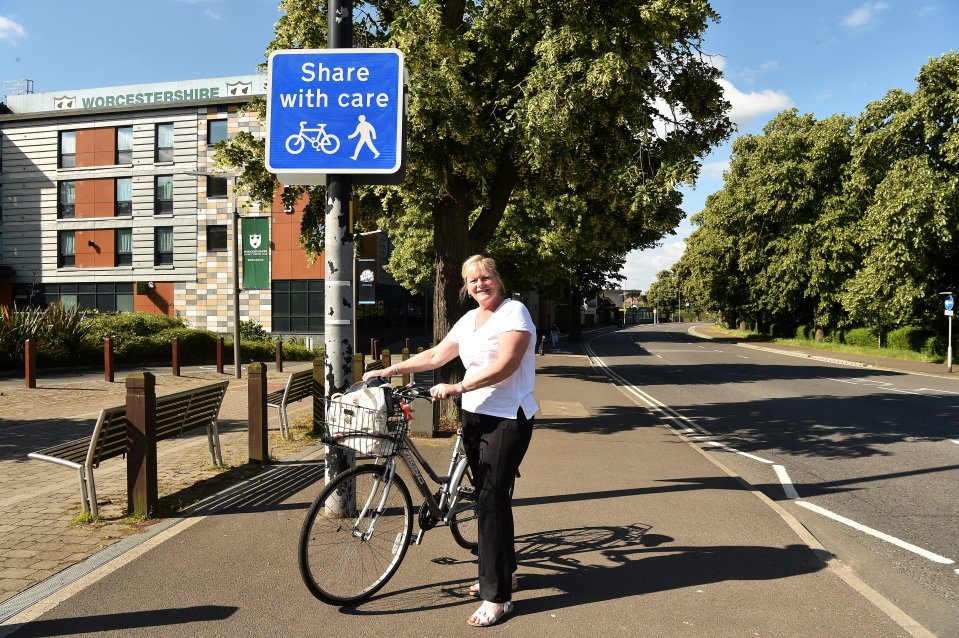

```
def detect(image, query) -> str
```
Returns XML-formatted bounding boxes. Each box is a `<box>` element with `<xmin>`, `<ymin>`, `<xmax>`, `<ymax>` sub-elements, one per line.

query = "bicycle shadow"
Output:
<box><xmin>342</xmin><ymin>523</ymin><xmax>825</xmax><ymax>616</ymax></box>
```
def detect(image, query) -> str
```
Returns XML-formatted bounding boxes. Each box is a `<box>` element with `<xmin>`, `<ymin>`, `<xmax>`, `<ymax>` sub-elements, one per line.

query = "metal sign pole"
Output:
<box><xmin>325</xmin><ymin>0</ymin><xmax>356</xmax><ymax>491</ymax></box>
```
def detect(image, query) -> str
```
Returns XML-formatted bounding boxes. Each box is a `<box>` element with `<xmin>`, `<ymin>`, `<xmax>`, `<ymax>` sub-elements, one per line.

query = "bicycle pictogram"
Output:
<box><xmin>285</xmin><ymin>121</ymin><xmax>341</xmax><ymax>155</ymax></box>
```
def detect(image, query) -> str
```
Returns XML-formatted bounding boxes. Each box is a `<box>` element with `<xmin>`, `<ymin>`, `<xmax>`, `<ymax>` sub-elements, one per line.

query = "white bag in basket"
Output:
<box><xmin>327</xmin><ymin>385</ymin><xmax>390</xmax><ymax>455</ymax></box>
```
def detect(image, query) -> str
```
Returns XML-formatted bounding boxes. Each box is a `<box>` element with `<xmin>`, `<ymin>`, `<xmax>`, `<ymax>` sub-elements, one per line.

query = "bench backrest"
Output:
<box><xmin>285</xmin><ymin>369</ymin><xmax>313</xmax><ymax>404</ymax></box>
<box><xmin>155</xmin><ymin>381</ymin><xmax>229</xmax><ymax>441</ymax></box>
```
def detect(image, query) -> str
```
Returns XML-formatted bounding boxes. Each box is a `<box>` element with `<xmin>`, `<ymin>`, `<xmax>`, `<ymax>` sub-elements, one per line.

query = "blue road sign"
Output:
<box><xmin>265</xmin><ymin>48</ymin><xmax>404</xmax><ymax>180</ymax></box>
<box><xmin>946</xmin><ymin>295</ymin><xmax>954</xmax><ymax>311</ymax></box>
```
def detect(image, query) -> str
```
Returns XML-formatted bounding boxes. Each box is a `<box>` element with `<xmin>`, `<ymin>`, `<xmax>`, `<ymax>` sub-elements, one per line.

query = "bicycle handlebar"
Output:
<box><xmin>358</xmin><ymin>377</ymin><xmax>434</xmax><ymax>402</ymax></box>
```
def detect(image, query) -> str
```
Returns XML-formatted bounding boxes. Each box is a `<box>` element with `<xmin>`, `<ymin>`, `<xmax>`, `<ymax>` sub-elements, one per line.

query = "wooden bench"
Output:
<box><xmin>266</xmin><ymin>368</ymin><xmax>313</xmax><ymax>439</ymax></box>
<box><xmin>28</xmin><ymin>381</ymin><xmax>229</xmax><ymax>518</ymax></box>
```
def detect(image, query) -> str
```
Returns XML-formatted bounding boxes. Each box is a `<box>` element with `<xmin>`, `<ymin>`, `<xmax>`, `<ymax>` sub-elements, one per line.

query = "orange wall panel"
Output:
<box><xmin>0</xmin><ymin>283</ymin><xmax>12</xmax><ymax>309</ymax></box>
<box><xmin>134</xmin><ymin>282</ymin><xmax>174</xmax><ymax>316</ymax></box>
<box><xmin>93</xmin><ymin>128</ymin><xmax>116</xmax><ymax>165</ymax></box>
<box><xmin>75</xmin><ymin>129</ymin><xmax>96</xmax><ymax>167</ymax></box>
<box><xmin>75</xmin><ymin>180</ymin><xmax>95</xmax><ymax>217</ymax></box>
<box><xmin>93</xmin><ymin>179</ymin><xmax>115</xmax><ymax>218</ymax></box>
<box><xmin>73</xmin><ymin>229</ymin><xmax>116</xmax><ymax>268</ymax></box>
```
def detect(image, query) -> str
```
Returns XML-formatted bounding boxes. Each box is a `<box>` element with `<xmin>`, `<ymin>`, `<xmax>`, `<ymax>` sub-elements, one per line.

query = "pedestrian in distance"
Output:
<box><xmin>550</xmin><ymin>322</ymin><xmax>560</xmax><ymax>350</ymax></box>
<box><xmin>363</xmin><ymin>254</ymin><xmax>536</xmax><ymax>627</ymax></box>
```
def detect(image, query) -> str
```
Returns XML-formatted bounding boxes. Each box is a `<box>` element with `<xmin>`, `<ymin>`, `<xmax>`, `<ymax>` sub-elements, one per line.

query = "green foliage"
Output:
<box><xmin>660</xmin><ymin>52</ymin><xmax>959</xmax><ymax>339</ymax></box>
<box><xmin>843</xmin><ymin>327</ymin><xmax>878</xmax><ymax>348</ymax></box>
<box><xmin>240</xmin><ymin>320</ymin><xmax>270</xmax><ymax>342</ymax></box>
<box><xmin>886</xmin><ymin>326</ymin><xmax>929</xmax><ymax>352</ymax></box>
<box><xmin>922</xmin><ymin>335</ymin><xmax>946</xmax><ymax>358</ymax></box>
<box><xmin>795</xmin><ymin>325</ymin><xmax>812</xmax><ymax>340</ymax></box>
<box><xmin>218</xmin><ymin>0</ymin><xmax>733</xmax><ymax>345</ymax></box>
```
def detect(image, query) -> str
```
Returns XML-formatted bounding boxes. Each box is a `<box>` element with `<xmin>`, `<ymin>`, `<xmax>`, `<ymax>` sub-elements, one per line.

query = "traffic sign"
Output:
<box><xmin>945</xmin><ymin>295</ymin><xmax>955</xmax><ymax>311</ymax></box>
<box><xmin>265</xmin><ymin>48</ymin><xmax>405</xmax><ymax>184</ymax></box>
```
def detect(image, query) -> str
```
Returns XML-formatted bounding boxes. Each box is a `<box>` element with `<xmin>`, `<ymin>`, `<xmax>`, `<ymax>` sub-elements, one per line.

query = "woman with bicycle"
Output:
<box><xmin>364</xmin><ymin>254</ymin><xmax>536</xmax><ymax>627</ymax></box>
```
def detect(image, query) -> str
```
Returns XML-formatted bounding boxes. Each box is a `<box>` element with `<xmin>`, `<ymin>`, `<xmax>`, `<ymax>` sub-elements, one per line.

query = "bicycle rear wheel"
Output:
<box><xmin>449</xmin><ymin>459</ymin><xmax>478</xmax><ymax>551</ymax></box>
<box><xmin>299</xmin><ymin>464</ymin><xmax>413</xmax><ymax>605</ymax></box>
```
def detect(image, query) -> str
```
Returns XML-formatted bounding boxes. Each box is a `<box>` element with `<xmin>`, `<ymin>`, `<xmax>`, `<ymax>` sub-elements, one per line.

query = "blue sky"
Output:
<box><xmin>2</xmin><ymin>1</ymin><xmax>957</xmax><ymax>293</ymax></box>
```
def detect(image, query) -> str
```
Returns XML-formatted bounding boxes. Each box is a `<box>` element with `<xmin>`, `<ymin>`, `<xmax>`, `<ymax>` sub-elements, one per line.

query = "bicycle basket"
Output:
<box><xmin>323</xmin><ymin>386</ymin><xmax>399</xmax><ymax>456</ymax></box>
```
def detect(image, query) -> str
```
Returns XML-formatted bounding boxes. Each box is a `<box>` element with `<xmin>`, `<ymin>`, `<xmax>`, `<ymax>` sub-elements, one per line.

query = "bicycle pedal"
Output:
<box><xmin>414</xmin><ymin>529</ymin><xmax>425</xmax><ymax>545</ymax></box>
<box><xmin>457</xmin><ymin>485</ymin><xmax>475</xmax><ymax>498</ymax></box>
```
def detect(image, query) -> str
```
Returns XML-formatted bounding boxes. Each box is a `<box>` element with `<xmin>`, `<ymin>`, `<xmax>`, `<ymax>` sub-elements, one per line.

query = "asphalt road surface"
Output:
<box><xmin>586</xmin><ymin>323</ymin><xmax>959</xmax><ymax>637</ymax></box>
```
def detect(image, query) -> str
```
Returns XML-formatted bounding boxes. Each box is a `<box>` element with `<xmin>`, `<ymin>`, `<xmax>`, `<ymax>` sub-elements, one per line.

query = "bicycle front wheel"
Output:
<box><xmin>449</xmin><ymin>458</ymin><xmax>479</xmax><ymax>551</ymax></box>
<box><xmin>299</xmin><ymin>464</ymin><xmax>413</xmax><ymax>605</ymax></box>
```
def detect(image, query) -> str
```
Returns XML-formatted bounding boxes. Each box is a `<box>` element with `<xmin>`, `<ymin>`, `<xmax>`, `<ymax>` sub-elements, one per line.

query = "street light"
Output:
<box><xmin>939</xmin><ymin>291</ymin><xmax>953</xmax><ymax>373</ymax></box>
<box><xmin>188</xmin><ymin>171</ymin><xmax>242</xmax><ymax>379</ymax></box>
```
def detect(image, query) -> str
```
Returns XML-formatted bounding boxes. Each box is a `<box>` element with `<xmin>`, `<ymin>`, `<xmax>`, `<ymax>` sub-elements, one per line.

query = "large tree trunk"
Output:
<box><xmin>433</xmin><ymin>181</ymin><xmax>470</xmax><ymax>424</ymax></box>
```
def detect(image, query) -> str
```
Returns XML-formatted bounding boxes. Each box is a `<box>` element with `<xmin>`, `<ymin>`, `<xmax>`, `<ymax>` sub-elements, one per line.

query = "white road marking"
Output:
<box><xmin>705</xmin><ymin>440</ymin><xmax>775</xmax><ymax>464</ymax></box>
<box><xmin>951</xmin><ymin>440</ymin><xmax>959</xmax><ymax>447</ymax></box>
<box><xmin>796</xmin><ymin>501</ymin><xmax>955</xmax><ymax>565</ymax></box>
<box><xmin>774</xmin><ymin>464</ymin><xmax>800</xmax><ymax>500</ymax></box>
<box><xmin>736</xmin><ymin>355</ymin><xmax>748</xmax><ymax>359</ymax></box>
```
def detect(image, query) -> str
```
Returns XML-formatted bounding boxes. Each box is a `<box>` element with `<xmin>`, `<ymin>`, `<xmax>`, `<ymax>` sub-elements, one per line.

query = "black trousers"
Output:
<box><xmin>461</xmin><ymin>407</ymin><xmax>534</xmax><ymax>603</ymax></box>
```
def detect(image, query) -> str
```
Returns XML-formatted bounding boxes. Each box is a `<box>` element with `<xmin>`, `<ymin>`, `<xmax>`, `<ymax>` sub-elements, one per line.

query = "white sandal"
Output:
<box><xmin>467</xmin><ymin>601</ymin><xmax>513</xmax><ymax>627</ymax></box>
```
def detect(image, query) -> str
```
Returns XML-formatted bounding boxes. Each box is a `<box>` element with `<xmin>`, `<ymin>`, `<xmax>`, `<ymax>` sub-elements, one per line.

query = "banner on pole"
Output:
<box><xmin>358</xmin><ymin>258</ymin><xmax>376</xmax><ymax>305</ymax></box>
<box><xmin>242</xmin><ymin>217</ymin><xmax>270</xmax><ymax>289</ymax></box>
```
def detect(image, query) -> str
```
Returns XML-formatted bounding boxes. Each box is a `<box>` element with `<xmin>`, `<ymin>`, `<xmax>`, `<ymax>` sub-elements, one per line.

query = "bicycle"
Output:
<box><xmin>285</xmin><ymin>121</ymin><xmax>341</xmax><ymax>155</ymax></box>
<box><xmin>298</xmin><ymin>378</ymin><xmax>479</xmax><ymax>605</ymax></box>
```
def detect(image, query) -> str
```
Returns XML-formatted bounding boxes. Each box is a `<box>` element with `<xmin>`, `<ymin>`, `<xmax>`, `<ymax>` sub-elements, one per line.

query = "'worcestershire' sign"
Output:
<box><xmin>265</xmin><ymin>48</ymin><xmax>405</xmax><ymax>184</ymax></box>
<box><xmin>4</xmin><ymin>76</ymin><xmax>265</xmax><ymax>114</ymax></box>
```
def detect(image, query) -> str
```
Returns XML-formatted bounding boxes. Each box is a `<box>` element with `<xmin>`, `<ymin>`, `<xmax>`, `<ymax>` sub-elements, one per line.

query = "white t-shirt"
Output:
<box><xmin>448</xmin><ymin>298</ymin><xmax>538</xmax><ymax>419</ymax></box>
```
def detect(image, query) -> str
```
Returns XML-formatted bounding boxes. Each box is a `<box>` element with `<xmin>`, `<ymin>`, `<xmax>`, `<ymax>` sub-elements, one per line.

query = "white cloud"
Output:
<box><xmin>204</xmin><ymin>9</ymin><xmax>225</xmax><ymax>21</ymax></box>
<box><xmin>0</xmin><ymin>16</ymin><xmax>27</xmax><ymax>44</ymax></box>
<box><xmin>840</xmin><ymin>2</ymin><xmax>890</xmax><ymax>28</ymax></box>
<box><xmin>913</xmin><ymin>5</ymin><xmax>938</xmax><ymax>17</ymax></box>
<box><xmin>720</xmin><ymin>79</ymin><xmax>792</xmax><ymax>128</ymax></box>
<box><xmin>701</xmin><ymin>160</ymin><xmax>730</xmax><ymax>180</ymax></box>
<box><xmin>621</xmin><ymin>240</ymin><xmax>689</xmax><ymax>292</ymax></box>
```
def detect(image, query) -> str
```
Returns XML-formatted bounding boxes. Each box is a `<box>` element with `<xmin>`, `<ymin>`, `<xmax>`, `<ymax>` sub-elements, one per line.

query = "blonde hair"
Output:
<box><xmin>460</xmin><ymin>254</ymin><xmax>505</xmax><ymax>300</ymax></box>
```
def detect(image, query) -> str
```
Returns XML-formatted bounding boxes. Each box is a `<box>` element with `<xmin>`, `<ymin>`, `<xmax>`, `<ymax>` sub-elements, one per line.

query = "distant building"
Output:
<box><xmin>0</xmin><ymin>75</ymin><xmax>424</xmax><ymax>337</ymax></box>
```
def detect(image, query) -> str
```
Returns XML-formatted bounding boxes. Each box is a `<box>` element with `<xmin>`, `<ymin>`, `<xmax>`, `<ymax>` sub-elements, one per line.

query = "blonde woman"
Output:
<box><xmin>364</xmin><ymin>255</ymin><xmax>536</xmax><ymax>627</ymax></box>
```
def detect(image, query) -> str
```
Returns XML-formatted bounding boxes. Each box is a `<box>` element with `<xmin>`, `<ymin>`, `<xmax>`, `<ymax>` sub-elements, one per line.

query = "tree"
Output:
<box><xmin>218</xmin><ymin>0</ymin><xmax>732</xmax><ymax>365</ymax></box>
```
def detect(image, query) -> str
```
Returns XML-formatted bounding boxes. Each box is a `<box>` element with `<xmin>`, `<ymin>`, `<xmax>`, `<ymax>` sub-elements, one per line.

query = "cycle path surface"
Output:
<box><xmin>0</xmin><ymin>342</ymin><xmax>920</xmax><ymax>637</ymax></box>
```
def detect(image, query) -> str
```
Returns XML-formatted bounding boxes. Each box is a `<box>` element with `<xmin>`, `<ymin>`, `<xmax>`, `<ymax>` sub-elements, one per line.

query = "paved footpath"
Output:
<box><xmin>0</xmin><ymin>362</ymin><xmax>315</xmax><ymax>607</ymax></box>
<box><xmin>0</xmin><ymin>336</ymin><xmax>931</xmax><ymax>637</ymax></box>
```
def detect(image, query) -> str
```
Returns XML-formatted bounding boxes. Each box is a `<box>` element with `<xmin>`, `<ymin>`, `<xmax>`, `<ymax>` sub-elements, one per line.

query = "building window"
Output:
<box><xmin>58</xmin><ymin>181</ymin><xmax>76</xmax><ymax>218</ymax></box>
<box><xmin>116</xmin><ymin>126</ymin><xmax>133</xmax><ymax>164</ymax></box>
<box><xmin>206</xmin><ymin>225</ymin><xmax>228</xmax><ymax>252</ymax></box>
<box><xmin>155</xmin><ymin>123</ymin><xmax>174</xmax><ymax>162</ymax></box>
<box><xmin>58</xmin><ymin>231</ymin><xmax>75</xmax><ymax>267</ymax></box>
<box><xmin>116</xmin><ymin>228</ymin><xmax>132</xmax><ymax>266</ymax></box>
<box><xmin>116</xmin><ymin>178</ymin><xmax>132</xmax><ymax>216</ymax></box>
<box><xmin>272</xmin><ymin>280</ymin><xmax>325</xmax><ymax>332</ymax></box>
<box><xmin>154</xmin><ymin>175</ymin><xmax>173</xmax><ymax>214</ymax></box>
<box><xmin>207</xmin><ymin>175</ymin><xmax>228</xmax><ymax>199</ymax></box>
<box><xmin>59</xmin><ymin>131</ymin><xmax>76</xmax><ymax>168</ymax></box>
<box><xmin>208</xmin><ymin>120</ymin><xmax>228</xmax><ymax>145</ymax></box>
<box><xmin>154</xmin><ymin>226</ymin><xmax>173</xmax><ymax>265</ymax></box>
<box><xmin>0</xmin><ymin>231</ymin><xmax>3</xmax><ymax>261</ymax></box>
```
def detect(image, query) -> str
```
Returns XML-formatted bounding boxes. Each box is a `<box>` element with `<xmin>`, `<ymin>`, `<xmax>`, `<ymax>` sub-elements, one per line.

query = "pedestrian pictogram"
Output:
<box><xmin>265</xmin><ymin>48</ymin><xmax>405</xmax><ymax>183</ymax></box>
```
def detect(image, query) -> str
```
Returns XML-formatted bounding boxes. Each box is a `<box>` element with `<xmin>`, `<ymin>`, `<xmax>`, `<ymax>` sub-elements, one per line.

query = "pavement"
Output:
<box><xmin>0</xmin><ymin>326</ymin><xmax>944</xmax><ymax>637</ymax></box>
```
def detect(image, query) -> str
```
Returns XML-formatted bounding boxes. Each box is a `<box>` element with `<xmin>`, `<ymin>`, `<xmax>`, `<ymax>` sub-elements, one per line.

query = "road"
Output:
<box><xmin>587</xmin><ymin>323</ymin><xmax>959</xmax><ymax>637</ymax></box>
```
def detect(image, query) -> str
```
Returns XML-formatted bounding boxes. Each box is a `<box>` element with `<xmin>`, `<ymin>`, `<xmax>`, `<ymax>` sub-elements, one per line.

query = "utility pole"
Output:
<box><xmin>325</xmin><ymin>0</ymin><xmax>356</xmax><ymax>486</ymax></box>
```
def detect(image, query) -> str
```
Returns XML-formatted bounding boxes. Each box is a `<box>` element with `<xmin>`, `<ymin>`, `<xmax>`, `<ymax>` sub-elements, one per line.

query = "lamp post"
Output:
<box><xmin>940</xmin><ymin>291</ymin><xmax>954</xmax><ymax>373</ymax></box>
<box><xmin>189</xmin><ymin>171</ymin><xmax>242</xmax><ymax>379</ymax></box>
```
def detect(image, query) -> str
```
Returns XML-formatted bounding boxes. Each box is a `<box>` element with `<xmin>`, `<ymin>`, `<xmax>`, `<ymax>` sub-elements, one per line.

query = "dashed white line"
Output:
<box><xmin>796</xmin><ymin>501</ymin><xmax>955</xmax><ymax>565</ymax></box>
<box><xmin>774</xmin><ymin>464</ymin><xmax>800</xmax><ymax>500</ymax></box>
